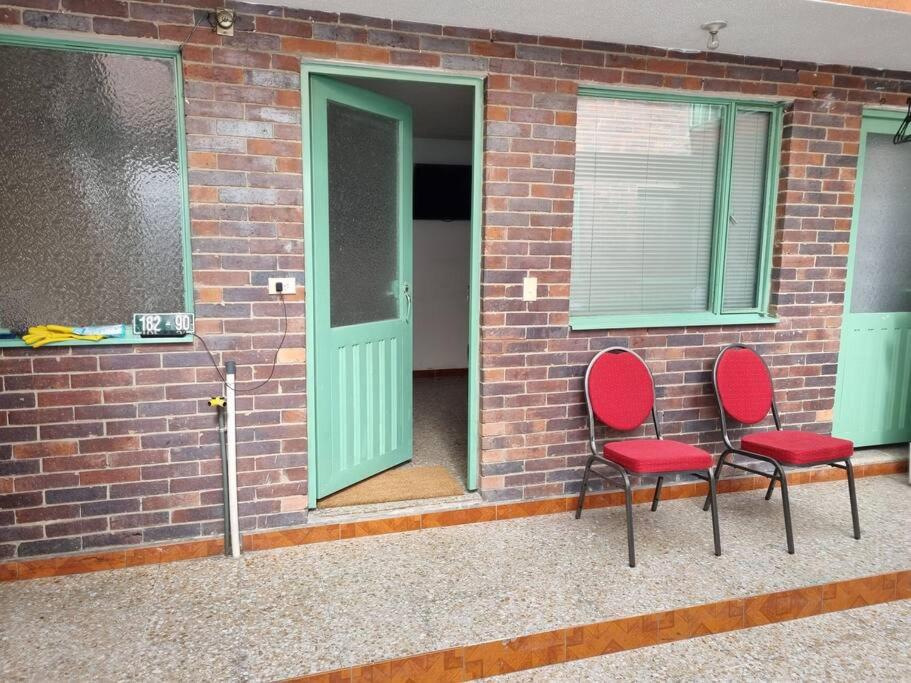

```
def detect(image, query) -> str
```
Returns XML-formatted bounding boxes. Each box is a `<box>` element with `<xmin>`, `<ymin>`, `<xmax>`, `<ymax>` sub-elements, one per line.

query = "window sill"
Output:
<box><xmin>569</xmin><ymin>312</ymin><xmax>779</xmax><ymax>331</ymax></box>
<box><xmin>0</xmin><ymin>334</ymin><xmax>194</xmax><ymax>349</ymax></box>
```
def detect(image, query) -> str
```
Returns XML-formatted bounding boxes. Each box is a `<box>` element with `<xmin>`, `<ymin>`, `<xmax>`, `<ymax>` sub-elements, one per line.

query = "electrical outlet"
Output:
<box><xmin>522</xmin><ymin>276</ymin><xmax>537</xmax><ymax>302</ymax></box>
<box><xmin>268</xmin><ymin>277</ymin><xmax>296</xmax><ymax>295</ymax></box>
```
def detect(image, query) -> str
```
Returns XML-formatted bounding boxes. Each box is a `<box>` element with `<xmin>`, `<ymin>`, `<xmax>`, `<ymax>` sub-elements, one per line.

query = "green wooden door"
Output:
<box><xmin>310</xmin><ymin>76</ymin><xmax>413</xmax><ymax>498</ymax></box>
<box><xmin>834</xmin><ymin>111</ymin><xmax>911</xmax><ymax>446</ymax></box>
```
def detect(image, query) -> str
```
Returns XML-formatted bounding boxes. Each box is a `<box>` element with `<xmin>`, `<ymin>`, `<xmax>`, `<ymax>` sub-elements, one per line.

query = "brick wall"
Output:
<box><xmin>1</xmin><ymin>0</ymin><xmax>909</xmax><ymax>557</ymax></box>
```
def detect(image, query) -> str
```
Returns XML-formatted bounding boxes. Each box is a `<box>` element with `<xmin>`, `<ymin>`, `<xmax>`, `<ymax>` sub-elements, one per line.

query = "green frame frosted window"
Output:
<box><xmin>0</xmin><ymin>33</ymin><xmax>193</xmax><ymax>347</ymax></box>
<box><xmin>569</xmin><ymin>88</ymin><xmax>782</xmax><ymax>330</ymax></box>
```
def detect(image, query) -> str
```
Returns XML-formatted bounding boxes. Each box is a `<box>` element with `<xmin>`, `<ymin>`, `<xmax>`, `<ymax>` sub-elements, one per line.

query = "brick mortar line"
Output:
<box><xmin>287</xmin><ymin>570</ymin><xmax>911</xmax><ymax>682</ymax></box>
<box><xmin>0</xmin><ymin>462</ymin><xmax>904</xmax><ymax>582</ymax></box>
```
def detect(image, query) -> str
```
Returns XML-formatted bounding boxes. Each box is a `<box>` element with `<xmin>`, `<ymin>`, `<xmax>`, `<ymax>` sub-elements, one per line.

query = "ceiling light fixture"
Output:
<box><xmin>701</xmin><ymin>20</ymin><xmax>727</xmax><ymax>51</ymax></box>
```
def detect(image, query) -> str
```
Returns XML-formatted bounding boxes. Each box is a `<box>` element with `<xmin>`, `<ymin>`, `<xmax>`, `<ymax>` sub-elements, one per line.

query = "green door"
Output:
<box><xmin>834</xmin><ymin>111</ymin><xmax>911</xmax><ymax>446</ymax></box>
<box><xmin>309</xmin><ymin>76</ymin><xmax>413</xmax><ymax>498</ymax></box>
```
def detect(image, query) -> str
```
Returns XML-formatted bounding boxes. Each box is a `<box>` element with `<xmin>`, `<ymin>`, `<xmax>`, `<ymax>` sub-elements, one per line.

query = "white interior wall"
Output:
<box><xmin>413</xmin><ymin>137</ymin><xmax>472</xmax><ymax>371</ymax></box>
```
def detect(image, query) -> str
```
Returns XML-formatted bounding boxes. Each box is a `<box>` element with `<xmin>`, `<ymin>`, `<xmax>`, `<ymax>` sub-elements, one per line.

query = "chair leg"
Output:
<box><xmin>651</xmin><ymin>476</ymin><xmax>663</xmax><ymax>512</ymax></box>
<box><xmin>778</xmin><ymin>467</ymin><xmax>795</xmax><ymax>554</ymax></box>
<box><xmin>845</xmin><ymin>458</ymin><xmax>861</xmax><ymax>540</ymax></box>
<box><xmin>621</xmin><ymin>471</ymin><xmax>636</xmax><ymax>568</ymax></box>
<box><xmin>764</xmin><ymin>475</ymin><xmax>776</xmax><ymax>501</ymax></box>
<box><xmin>707</xmin><ymin>469</ymin><xmax>721</xmax><ymax>557</ymax></box>
<box><xmin>575</xmin><ymin>456</ymin><xmax>595</xmax><ymax>520</ymax></box>
<box><xmin>703</xmin><ymin>450</ymin><xmax>729</xmax><ymax>512</ymax></box>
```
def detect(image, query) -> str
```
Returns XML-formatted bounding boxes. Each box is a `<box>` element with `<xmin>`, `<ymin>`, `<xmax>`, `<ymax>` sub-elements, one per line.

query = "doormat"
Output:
<box><xmin>318</xmin><ymin>465</ymin><xmax>464</xmax><ymax>508</ymax></box>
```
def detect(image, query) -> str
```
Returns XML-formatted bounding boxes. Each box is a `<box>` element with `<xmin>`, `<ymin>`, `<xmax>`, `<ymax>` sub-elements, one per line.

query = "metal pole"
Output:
<box><xmin>224</xmin><ymin>361</ymin><xmax>241</xmax><ymax>558</ymax></box>
<box><xmin>217</xmin><ymin>407</ymin><xmax>231</xmax><ymax>556</ymax></box>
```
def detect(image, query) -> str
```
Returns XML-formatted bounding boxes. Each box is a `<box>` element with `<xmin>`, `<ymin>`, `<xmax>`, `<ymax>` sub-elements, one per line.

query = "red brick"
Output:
<box><xmin>12</xmin><ymin>441</ymin><xmax>78</xmax><ymax>460</ymax></box>
<box><xmin>37</xmin><ymin>390</ymin><xmax>101</xmax><ymax>407</ymax></box>
<box><xmin>63</xmin><ymin>0</ymin><xmax>126</xmax><ymax>17</ymax></box>
<box><xmin>93</xmin><ymin>17</ymin><xmax>156</xmax><ymax>38</ymax></box>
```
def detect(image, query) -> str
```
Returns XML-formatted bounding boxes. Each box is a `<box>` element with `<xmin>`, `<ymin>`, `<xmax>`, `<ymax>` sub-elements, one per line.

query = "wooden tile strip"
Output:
<box><xmin>0</xmin><ymin>460</ymin><xmax>905</xmax><ymax>583</ymax></box>
<box><xmin>288</xmin><ymin>569</ymin><xmax>911</xmax><ymax>682</ymax></box>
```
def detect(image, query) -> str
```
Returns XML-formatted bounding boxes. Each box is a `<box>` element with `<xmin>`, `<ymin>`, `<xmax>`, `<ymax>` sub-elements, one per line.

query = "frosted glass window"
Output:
<box><xmin>0</xmin><ymin>41</ymin><xmax>188</xmax><ymax>332</ymax></box>
<box><xmin>850</xmin><ymin>133</ymin><xmax>911</xmax><ymax>314</ymax></box>
<box><xmin>569</xmin><ymin>94</ymin><xmax>779</xmax><ymax>324</ymax></box>
<box><xmin>724</xmin><ymin>110</ymin><xmax>771</xmax><ymax>310</ymax></box>
<box><xmin>327</xmin><ymin>101</ymin><xmax>400</xmax><ymax>328</ymax></box>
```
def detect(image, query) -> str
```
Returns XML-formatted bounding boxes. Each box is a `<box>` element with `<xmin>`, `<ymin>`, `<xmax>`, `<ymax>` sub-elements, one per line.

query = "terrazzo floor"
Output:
<box><xmin>1</xmin><ymin>474</ymin><xmax>908</xmax><ymax>681</ymax></box>
<box><xmin>488</xmin><ymin>600</ymin><xmax>911</xmax><ymax>682</ymax></box>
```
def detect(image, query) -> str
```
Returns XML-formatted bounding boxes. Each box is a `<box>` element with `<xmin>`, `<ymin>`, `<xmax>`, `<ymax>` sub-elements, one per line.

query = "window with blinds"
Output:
<box><xmin>569</xmin><ymin>91</ymin><xmax>780</xmax><ymax>329</ymax></box>
<box><xmin>724</xmin><ymin>110</ymin><xmax>771</xmax><ymax>310</ymax></box>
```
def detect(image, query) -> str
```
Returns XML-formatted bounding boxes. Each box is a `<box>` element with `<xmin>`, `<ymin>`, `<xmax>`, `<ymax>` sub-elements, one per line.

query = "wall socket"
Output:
<box><xmin>268</xmin><ymin>277</ymin><xmax>297</xmax><ymax>295</ymax></box>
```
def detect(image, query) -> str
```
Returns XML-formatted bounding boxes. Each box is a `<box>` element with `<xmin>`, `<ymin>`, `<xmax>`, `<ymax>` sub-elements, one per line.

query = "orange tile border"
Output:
<box><xmin>564</xmin><ymin>613</ymin><xmax>658</xmax><ymax>660</ymax></box>
<box><xmin>287</xmin><ymin>570</ymin><xmax>911</xmax><ymax>682</ymax></box>
<box><xmin>495</xmin><ymin>497</ymin><xmax>568</xmax><ymax>520</ymax></box>
<box><xmin>743</xmin><ymin>585</ymin><xmax>824</xmax><ymax>626</ymax></box>
<box><xmin>462</xmin><ymin>630</ymin><xmax>566</xmax><ymax>679</ymax></box>
<box><xmin>821</xmin><ymin>572</ymin><xmax>897</xmax><ymax>612</ymax></box>
<box><xmin>420</xmin><ymin>505</ymin><xmax>497</xmax><ymax>529</ymax></box>
<box><xmin>339</xmin><ymin>514</ymin><xmax>422</xmax><ymax>539</ymax></box>
<box><xmin>897</xmin><ymin>570</ymin><xmax>911</xmax><ymax>599</ymax></box>
<box><xmin>351</xmin><ymin>648</ymin><xmax>463</xmax><ymax>682</ymax></box>
<box><xmin>656</xmin><ymin>598</ymin><xmax>746</xmax><ymax>643</ymax></box>
<box><xmin>244</xmin><ymin>523</ymin><xmax>342</xmax><ymax>551</ymax></box>
<box><xmin>0</xmin><ymin>461</ymin><xmax>906</xmax><ymax>583</ymax></box>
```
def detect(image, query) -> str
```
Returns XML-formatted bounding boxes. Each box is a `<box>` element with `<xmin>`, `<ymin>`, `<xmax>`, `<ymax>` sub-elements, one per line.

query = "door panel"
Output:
<box><xmin>310</xmin><ymin>76</ymin><xmax>413</xmax><ymax>498</ymax></box>
<box><xmin>834</xmin><ymin>116</ymin><xmax>911</xmax><ymax>446</ymax></box>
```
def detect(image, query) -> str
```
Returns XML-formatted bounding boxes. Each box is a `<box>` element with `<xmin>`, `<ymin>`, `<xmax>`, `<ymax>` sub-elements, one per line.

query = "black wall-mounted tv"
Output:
<box><xmin>413</xmin><ymin>163</ymin><xmax>472</xmax><ymax>221</ymax></box>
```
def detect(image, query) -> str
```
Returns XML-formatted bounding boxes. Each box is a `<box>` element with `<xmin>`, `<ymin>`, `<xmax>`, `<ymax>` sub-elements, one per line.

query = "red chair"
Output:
<box><xmin>703</xmin><ymin>344</ymin><xmax>860</xmax><ymax>554</ymax></box>
<box><xmin>575</xmin><ymin>347</ymin><xmax>721</xmax><ymax>567</ymax></box>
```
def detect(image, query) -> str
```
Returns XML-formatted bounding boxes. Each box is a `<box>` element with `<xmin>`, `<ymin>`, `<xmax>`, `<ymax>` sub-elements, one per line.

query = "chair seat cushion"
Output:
<box><xmin>740</xmin><ymin>430</ymin><xmax>854</xmax><ymax>465</ymax></box>
<box><xmin>603</xmin><ymin>439</ymin><xmax>713</xmax><ymax>473</ymax></box>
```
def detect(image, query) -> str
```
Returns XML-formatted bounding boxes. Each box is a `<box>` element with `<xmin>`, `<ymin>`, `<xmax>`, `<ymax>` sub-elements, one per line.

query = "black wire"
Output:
<box><xmin>178</xmin><ymin>11</ymin><xmax>212</xmax><ymax>53</ymax></box>
<box><xmin>192</xmin><ymin>293</ymin><xmax>289</xmax><ymax>393</ymax></box>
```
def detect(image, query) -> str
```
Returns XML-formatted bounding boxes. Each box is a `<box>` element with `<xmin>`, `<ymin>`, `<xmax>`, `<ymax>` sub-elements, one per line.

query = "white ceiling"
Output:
<box><xmin>262</xmin><ymin>0</ymin><xmax>911</xmax><ymax>72</ymax></box>
<box><xmin>335</xmin><ymin>76</ymin><xmax>474</xmax><ymax>138</ymax></box>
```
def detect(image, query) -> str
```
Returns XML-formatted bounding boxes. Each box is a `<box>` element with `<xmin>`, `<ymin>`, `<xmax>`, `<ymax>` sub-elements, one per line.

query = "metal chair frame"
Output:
<box><xmin>575</xmin><ymin>347</ymin><xmax>721</xmax><ymax>568</ymax></box>
<box><xmin>701</xmin><ymin>343</ymin><xmax>860</xmax><ymax>554</ymax></box>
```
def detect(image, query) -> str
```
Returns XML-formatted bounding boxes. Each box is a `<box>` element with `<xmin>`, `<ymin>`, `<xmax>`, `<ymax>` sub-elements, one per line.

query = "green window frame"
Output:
<box><xmin>0</xmin><ymin>32</ymin><xmax>193</xmax><ymax>347</ymax></box>
<box><xmin>569</xmin><ymin>87</ymin><xmax>783</xmax><ymax>330</ymax></box>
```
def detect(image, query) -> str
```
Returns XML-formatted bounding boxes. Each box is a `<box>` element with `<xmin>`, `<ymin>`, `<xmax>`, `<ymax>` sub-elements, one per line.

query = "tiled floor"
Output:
<box><xmin>411</xmin><ymin>373</ymin><xmax>469</xmax><ymax>487</ymax></box>
<box><xmin>0</xmin><ymin>474</ymin><xmax>908</xmax><ymax>681</ymax></box>
<box><xmin>488</xmin><ymin>600</ymin><xmax>911</xmax><ymax>681</ymax></box>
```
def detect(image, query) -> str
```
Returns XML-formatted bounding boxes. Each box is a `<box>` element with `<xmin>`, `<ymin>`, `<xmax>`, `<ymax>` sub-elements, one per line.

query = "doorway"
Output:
<box><xmin>302</xmin><ymin>64</ymin><xmax>483</xmax><ymax>508</ymax></box>
<box><xmin>833</xmin><ymin>109</ymin><xmax>911</xmax><ymax>447</ymax></box>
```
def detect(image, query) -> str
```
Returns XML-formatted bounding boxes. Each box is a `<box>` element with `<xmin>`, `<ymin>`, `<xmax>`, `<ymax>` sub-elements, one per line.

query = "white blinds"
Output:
<box><xmin>724</xmin><ymin>110</ymin><xmax>771</xmax><ymax>310</ymax></box>
<box><xmin>569</xmin><ymin>97</ymin><xmax>722</xmax><ymax>316</ymax></box>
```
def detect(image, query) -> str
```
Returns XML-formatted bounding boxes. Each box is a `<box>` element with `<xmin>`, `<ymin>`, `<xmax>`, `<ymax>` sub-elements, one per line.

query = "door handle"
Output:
<box><xmin>403</xmin><ymin>281</ymin><xmax>412</xmax><ymax>323</ymax></box>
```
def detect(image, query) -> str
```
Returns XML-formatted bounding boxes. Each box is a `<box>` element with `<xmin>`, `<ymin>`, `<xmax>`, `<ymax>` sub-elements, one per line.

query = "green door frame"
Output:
<box><xmin>833</xmin><ymin>106</ymin><xmax>911</xmax><ymax>445</ymax></box>
<box><xmin>301</xmin><ymin>61</ymin><xmax>485</xmax><ymax>505</ymax></box>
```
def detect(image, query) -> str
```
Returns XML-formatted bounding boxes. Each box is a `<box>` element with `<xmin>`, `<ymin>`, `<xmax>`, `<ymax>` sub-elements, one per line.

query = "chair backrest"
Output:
<box><xmin>713</xmin><ymin>345</ymin><xmax>774</xmax><ymax>425</ymax></box>
<box><xmin>585</xmin><ymin>347</ymin><xmax>655</xmax><ymax>431</ymax></box>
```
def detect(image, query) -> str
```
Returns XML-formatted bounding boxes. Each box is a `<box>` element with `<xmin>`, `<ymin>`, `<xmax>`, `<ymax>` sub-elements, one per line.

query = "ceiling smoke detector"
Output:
<box><xmin>701</xmin><ymin>20</ymin><xmax>727</xmax><ymax>51</ymax></box>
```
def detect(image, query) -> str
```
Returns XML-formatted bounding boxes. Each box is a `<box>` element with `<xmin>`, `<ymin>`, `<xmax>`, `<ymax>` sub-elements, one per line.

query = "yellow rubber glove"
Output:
<box><xmin>22</xmin><ymin>325</ymin><xmax>106</xmax><ymax>348</ymax></box>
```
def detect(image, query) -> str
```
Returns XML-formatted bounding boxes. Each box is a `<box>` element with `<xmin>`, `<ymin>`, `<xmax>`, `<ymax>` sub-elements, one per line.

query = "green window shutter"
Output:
<box><xmin>569</xmin><ymin>96</ymin><xmax>723</xmax><ymax>317</ymax></box>
<box><xmin>723</xmin><ymin>109</ymin><xmax>771</xmax><ymax>311</ymax></box>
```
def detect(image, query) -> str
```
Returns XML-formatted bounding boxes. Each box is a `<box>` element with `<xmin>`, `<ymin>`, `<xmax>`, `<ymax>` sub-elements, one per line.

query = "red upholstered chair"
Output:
<box><xmin>575</xmin><ymin>347</ymin><xmax>721</xmax><ymax>567</ymax></box>
<box><xmin>703</xmin><ymin>344</ymin><xmax>860</xmax><ymax>554</ymax></box>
